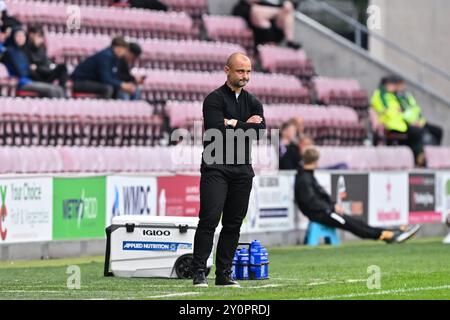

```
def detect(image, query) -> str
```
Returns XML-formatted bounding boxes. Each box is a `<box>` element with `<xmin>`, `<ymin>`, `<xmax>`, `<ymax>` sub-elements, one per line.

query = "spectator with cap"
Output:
<box><xmin>24</xmin><ymin>24</ymin><xmax>68</xmax><ymax>89</ymax></box>
<box><xmin>71</xmin><ymin>36</ymin><xmax>137</xmax><ymax>99</ymax></box>
<box><xmin>371</xmin><ymin>75</ymin><xmax>425</xmax><ymax>166</ymax></box>
<box><xmin>2</xmin><ymin>26</ymin><xmax>65</xmax><ymax>98</ymax></box>
<box><xmin>117</xmin><ymin>42</ymin><xmax>144</xmax><ymax>100</ymax></box>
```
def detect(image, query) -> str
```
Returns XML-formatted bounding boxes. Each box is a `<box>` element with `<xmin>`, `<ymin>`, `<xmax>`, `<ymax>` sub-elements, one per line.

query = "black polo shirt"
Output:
<box><xmin>202</xmin><ymin>82</ymin><xmax>266</xmax><ymax>165</ymax></box>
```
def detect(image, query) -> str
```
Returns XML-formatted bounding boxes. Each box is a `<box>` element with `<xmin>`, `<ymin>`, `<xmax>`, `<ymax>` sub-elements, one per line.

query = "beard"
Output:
<box><xmin>234</xmin><ymin>78</ymin><xmax>248</xmax><ymax>87</ymax></box>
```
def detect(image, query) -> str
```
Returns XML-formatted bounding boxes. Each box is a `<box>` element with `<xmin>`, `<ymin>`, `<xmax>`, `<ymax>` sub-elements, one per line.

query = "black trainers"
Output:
<box><xmin>193</xmin><ymin>269</ymin><xmax>208</xmax><ymax>287</ymax></box>
<box><xmin>215</xmin><ymin>271</ymin><xmax>240</xmax><ymax>287</ymax></box>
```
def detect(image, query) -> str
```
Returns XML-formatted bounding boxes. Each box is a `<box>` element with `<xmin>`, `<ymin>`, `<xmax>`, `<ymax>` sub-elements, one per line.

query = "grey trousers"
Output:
<box><xmin>21</xmin><ymin>82</ymin><xmax>65</xmax><ymax>98</ymax></box>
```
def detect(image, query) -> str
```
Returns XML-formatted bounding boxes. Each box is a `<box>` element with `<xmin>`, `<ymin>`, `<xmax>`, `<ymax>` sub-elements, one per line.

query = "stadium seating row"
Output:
<box><xmin>6</xmin><ymin>0</ymin><xmax>198</xmax><ymax>39</ymax></box>
<box><xmin>0</xmin><ymin>98</ymin><xmax>163</xmax><ymax>146</ymax></box>
<box><xmin>0</xmin><ymin>145</ymin><xmax>279</xmax><ymax>173</ymax></box>
<box><xmin>166</xmin><ymin>101</ymin><xmax>366</xmax><ymax>146</ymax></box>
<box><xmin>45</xmin><ymin>33</ymin><xmax>246</xmax><ymax>72</ymax></box>
<box><xmin>137</xmin><ymin>69</ymin><xmax>310</xmax><ymax>104</ymax></box>
<box><xmin>1</xmin><ymin>145</ymin><xmax>443</xmax><ymax>174</ymax></box>
<box><xmin>317</xmin><ymin>146</ymin><xmax>415</xmax><ymax>170</ymax></box>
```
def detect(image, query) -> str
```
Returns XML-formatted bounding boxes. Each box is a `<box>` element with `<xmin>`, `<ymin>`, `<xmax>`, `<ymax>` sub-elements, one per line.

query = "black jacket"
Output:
<box><xmin>117</xmin><ymin>58</ymin><xmax>135</xmax><ymax>83</ymax></box>
<box><xmin>24</xmin><ymin>42</ymin><xmax>52</xmax><ymax>69</ymax></box>
<box><xmin>294</xmin><ymin>168</ymin><xmax>335</xmax><ymax>217</ymax></box>
<box><xmin>202</xmin><ymin>83</ymin><xmax>266</xmax><ymax>165</ymax></box>
<box><xmin>279</xmin><ymin>142</ymin><xmax>301</xmax><ymax>170</ymax></box>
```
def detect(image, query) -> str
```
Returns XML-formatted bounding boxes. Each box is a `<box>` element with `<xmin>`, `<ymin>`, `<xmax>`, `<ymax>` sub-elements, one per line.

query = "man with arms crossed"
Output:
<box><xmin>191</xmin><ymin>53</ymin><xmax>266</xmax><ymax>287</ymax></box>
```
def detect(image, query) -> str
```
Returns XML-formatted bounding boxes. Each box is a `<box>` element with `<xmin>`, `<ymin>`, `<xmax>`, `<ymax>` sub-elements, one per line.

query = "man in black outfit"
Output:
<box><xmin>295</xmin><ymin>147</ymin><xmax>421</xmax><ymax>243</ymax></box>
<box><xmin>192</xmin><ymin>52</ymin><xmax>266</xmax><ymax>287</ymax></box>
<box><xmin>24</xmin><ymin>24</ymin><xmax>68</xmax><ymax>89</ymax></box>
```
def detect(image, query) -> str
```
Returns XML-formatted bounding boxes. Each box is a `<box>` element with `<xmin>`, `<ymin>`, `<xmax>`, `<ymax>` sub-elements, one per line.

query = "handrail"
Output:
<box><xmin>300</xmin><ymin>0</ymin><xmax>450</xmax><ymax>87</ymax></box>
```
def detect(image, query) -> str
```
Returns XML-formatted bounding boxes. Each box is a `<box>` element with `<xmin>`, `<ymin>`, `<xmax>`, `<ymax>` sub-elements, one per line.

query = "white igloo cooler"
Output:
<box><xmin>104</xmin><ymin>215</ymin><xmax>213</xmax><ymax>278</ymax></box>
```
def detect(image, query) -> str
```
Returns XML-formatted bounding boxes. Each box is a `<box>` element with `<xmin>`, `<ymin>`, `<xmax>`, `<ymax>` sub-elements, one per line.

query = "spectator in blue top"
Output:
<box><xmin>0</xmin><ymin>25</ymin><xmax>8</xmax><ymax>59</ymax></box>
<box><xmin>71</xmin><ymin>36</ymin><xmax>137</xmax><ymax>99</ymax></box>
<box><xmin>2</xmin><ymin>26</ymin><xmax>65</xmax><ymax>98</ymax></box>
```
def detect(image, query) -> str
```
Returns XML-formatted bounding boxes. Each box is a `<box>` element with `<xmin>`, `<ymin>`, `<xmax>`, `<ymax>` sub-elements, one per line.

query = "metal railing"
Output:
<box><xmin>300</xmin><ymin>0</ymin><xmax>450</xmax><ymax>89</ymax></box>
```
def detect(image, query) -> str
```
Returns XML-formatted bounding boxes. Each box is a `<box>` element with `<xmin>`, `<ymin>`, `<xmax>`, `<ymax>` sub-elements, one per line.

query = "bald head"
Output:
<box><xmin>224</xmin><ymin>52</ymin><xmax>252</xmax><ymax>91</ymax></box>
<box><xmin>226</xmin><ymin>52</ymin><xmax>251</xmax><ymax>68</ymax></box>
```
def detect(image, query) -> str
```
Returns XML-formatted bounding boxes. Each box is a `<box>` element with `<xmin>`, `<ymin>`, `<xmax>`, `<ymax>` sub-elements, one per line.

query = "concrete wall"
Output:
<box><xmin>369</xmin><ymin>0</ymin><xmax>450</xmax><ymax>101</ymax></box>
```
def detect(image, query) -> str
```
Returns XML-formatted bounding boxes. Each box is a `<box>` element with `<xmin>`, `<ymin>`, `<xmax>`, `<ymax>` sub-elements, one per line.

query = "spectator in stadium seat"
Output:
<box><xmin>371</xmin><ymin>75</ymin><xmax>425</xmax><ymax>166</ymax></box>
<box><xmin>279</xmin><ymin>119</ymin><xmax>301</xmax><ymax>170</ymax></box>
<box><xmin>233</xmin><ymin>0</ymin><xmax>302</xmax><ymax>50</ymax></box>
<box><xmin>2</xmin><ymin>26</ymin><xmax>65</xmax><ymax>98</ymax></box>
<box><xmin>394</xmin><ymin>77</ymin><xmax>443</xmax><ymax>146</ymax></box>
<box><xmin>117</xmin><ymin>42</ymin><xmax>144</xmax><ymax>100</ymax></box>
<box><xmin>112</xmin><ymin>0</ymin><xmax>168</xmax><ymax>11</ymax></box>
<box><xmin>71</xmin><ymin>36</ymin><xmax>137</xmax><ymax>99</ymax></box>
<box><xmin>0</xmin><ymin>0</ymin><xmax>22</xmax><ymax>29</ymax></box>
<box><xmin>24</xmin><ymin>25</ymin><xmax>68</xmax><ymax>89</ymax></box>
<box><xmin>295</xmin><ymin>147</ymin><xmax>421</xmax><ymax>243</ymax></box>
<box><xmin>0</xmin><ymin>25</ymin><xmax>8</xmax><ymax>59</ymax></box>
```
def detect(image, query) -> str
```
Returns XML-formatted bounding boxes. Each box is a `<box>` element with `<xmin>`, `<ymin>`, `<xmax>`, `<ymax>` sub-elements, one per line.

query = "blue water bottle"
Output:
<box><xmin>250</xmin><ymin>240</ymin><xmax>263</xmax><ymax>280</ymax></box>
<box><xmin>232</xmin><ymin>249</ymin><xmax>239</xmax><ymax>280</ymax></box>
<box><xmin>238</xmin><ymin>247</ymin><xmax>249</xmax><ymax>280</ymax></box>
<box><xmin>260</xmin><ymin>246</ymin><xmax>269</xmax><ymax>279</ymax></box>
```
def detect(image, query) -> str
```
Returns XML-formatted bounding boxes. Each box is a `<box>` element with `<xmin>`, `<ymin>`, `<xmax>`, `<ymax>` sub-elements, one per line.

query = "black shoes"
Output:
<box><xmin>215</xmin><ymin>271</ymin><xmax>240</xmax><ymax>288</ymax></box>
<box><xmin>193</xmin><ymin>269</ymin><xmax>208</xmax><ymax>287</ymax></box>
<box><xmin>286</xmin><ymin>40</ymin><xmax>302</xmax><ymax>50</ymax></box>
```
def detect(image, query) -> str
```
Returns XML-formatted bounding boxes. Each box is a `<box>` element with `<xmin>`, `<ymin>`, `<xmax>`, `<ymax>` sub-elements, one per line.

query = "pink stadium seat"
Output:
<box><xmin>424</xmin><ymin>146</ymin><xmax>450</xmax><ymax>169</ymax></box>
<box><xmin>313</xmin><ymin>77</ymin><xmax>368</xmax><ymax>118</ymax></box>
<box><xmin>202</xmin><ymin>14</ymin><xmax>254</xmax><ymax>56</ymax></box>
<box><xmin>317</xmin><ymin>146</ymin><xmax>414</xmax><ymax>170</ymax></box>
<box><xmin>258</xmin><ymin>44</ymin><xmax>315</xmax><ymax>78</ymax></box>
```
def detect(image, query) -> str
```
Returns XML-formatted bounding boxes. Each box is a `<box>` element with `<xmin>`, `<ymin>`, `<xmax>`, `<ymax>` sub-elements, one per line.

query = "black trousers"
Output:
<box><xmin>192</xmin><ymin>164</ymin><xmax>254</xmax><ymax>276</ymax></box>
<box><xmin>424</xmin><ymin>123</ymin><xmax>443</xmax><ymax>145</ymax></box>
<box><xmin>390</xmin><ymin>125</ymin><xmax>424</xmax><ymax>159</ymax></box>
<box><xmin>30</xmin><ymin>64</ymin><xmax>69</xmax><ymax>88</ymax></box>
<box><xmin>305</xmin><ymin>211</ymin><xmax>385</xmax><ymax>240</ymax></box>
<box><xmin>72</xmin><ymin>80</ymin><xmax>114</xmax><ymax>99</ymax></box>
<box><xmin>129</xmin><ymin>0</ymin><xmax>168</xmax><ymax>11</ymax></box>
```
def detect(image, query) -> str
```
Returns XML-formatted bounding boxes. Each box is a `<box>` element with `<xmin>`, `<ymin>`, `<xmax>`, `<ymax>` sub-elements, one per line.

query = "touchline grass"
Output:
<box><xmin>0</xmin><ymin>238</ymin><xmax>449</xmax><ymax>300</ymax></box>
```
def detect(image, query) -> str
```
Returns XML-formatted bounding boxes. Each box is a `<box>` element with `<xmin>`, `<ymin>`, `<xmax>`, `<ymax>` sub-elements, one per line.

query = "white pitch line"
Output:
<box><xmin>299</xmin><ymin>284</ymin><xmax>450</xmax><ymax>300</ymax></box>
<box><xmin>145</xmin><ymin>292</ymin><xmax>200</xmax><ymax>299</ymax></box>
<box><xmin>243</xmin><ymin>284</ymin><xmax>281</xmax><ymax>289</ymax></box>
<box><xmin>0</xmin><ymin>290</ymin><xmax>61</xmax><ymax>293</ymax></box>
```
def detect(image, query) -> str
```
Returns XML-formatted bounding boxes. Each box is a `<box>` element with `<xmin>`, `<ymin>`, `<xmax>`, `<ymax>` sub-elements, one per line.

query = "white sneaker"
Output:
<box><xmin>443</xmin><ymin>232</ymin><xmax>450</xmax><ymax>244</ymax></box>
<box><xmin>395</xmin><ymin>225</ymin><xmax>421</xmax><ymax>243</ymax></box>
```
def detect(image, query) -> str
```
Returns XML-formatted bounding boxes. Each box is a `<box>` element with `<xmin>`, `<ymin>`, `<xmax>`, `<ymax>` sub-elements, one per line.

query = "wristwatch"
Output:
<box><xmin>226</xmin><ymin>119</ymin><xmax>233</xmax><ymax>127</ymax></box>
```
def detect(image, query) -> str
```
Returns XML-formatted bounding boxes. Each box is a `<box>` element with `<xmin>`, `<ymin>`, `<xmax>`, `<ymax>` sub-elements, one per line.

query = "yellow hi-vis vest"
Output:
<box><xmin>397</xmin><ymin>92</ymin><xmax>426</xmax><ymax>126</ymax></box>
<box><xmin>371</xmin><ymin>88</ymin><xmax>408</xmax><ymax>133</ymax></box>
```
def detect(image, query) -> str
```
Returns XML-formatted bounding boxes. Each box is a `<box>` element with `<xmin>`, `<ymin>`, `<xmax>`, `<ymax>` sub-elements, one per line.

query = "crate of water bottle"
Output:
<box><xmin>232</xmin><ymin>240</ymin><xmax>269</xmax><ymax>280</ymax></box>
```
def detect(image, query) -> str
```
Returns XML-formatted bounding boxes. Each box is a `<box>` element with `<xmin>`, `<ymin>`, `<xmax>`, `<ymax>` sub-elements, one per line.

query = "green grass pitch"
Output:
<box><xmin>0</xmin><ymin>238</ymin><xmax>449</xmax><ymax>300</ymax></box>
